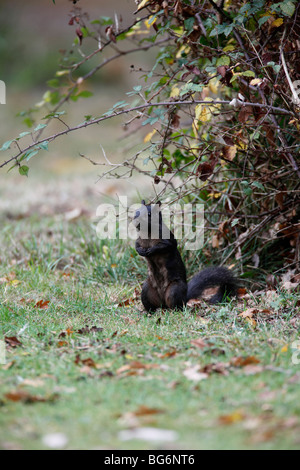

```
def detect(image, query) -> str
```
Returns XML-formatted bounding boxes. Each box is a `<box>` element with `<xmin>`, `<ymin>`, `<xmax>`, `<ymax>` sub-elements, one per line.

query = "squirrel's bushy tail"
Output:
<box><xmin>187</xmin><ymin>266</ymin><xmax>238</xmax><ymax>304</ymax></box>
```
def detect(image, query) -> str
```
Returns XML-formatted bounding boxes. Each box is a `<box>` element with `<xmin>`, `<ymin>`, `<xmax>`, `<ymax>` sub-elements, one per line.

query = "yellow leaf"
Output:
<box><xmin>208</xmin><ymin>79</ymin><xmax>220</xmax><ymax>94</ymax></box>
<box><xmin>223</xmin><ymin>145</ymin><xmax>237</xmax><ymax>161</ymax></box>
<box><xmin>170</xmin><ymin>85</ymin><xmax>180</xmax><ymax>98</ymax></box>
<box><xmin>55</xmin><ymin>70</ymin><xmax>69</xmax><ymax>77</ymax></box>
<box><xmin>281</xmin><ymin>344</ymin><xmax>288</xmax><ymax>353</ymax></box>
<box><xmin>144</xmin><ymin>129</ymin><xmax>157</xmax><ymax>143</ymax></box>
<box><xmin>272</xmin><ymin>18</ymin><xmax>283</xmax><ymax>28</ymax></box>
<box><xmin>223</xmin><ymin>45</ymin><xmax>235</xmax><ymax>52</ymax></box>
<box><xmin>176</xmin><ymin>45</ymin><xmax>190</xmax><ymax>59</ymax></box>
<box><xmin>250</xmin><ymin>78</ymin><xmax>263</xmax><ymax>86</ymax></box>
<box><xmin>144</xmin><ymin>16</ymin><xmax>157</xmax><ymax>29</ymax></box>
<box><xmin>137</xmin><ymin>0</ymin><xmax>150</xmax><ymax>10</ymax></box>
<box><xmin>193</xmin><ymin>101</ymin><xmax>213</xmax><ymax>133</ymax></box>
<box><xmin>10</xmin><ymin>279</ymin><xmax>21</xmax><ymax>286</ymax></box>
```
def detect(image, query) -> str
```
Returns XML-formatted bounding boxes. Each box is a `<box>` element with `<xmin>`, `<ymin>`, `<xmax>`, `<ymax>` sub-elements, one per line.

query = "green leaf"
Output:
<box><xmin>280</xmin><ymin>1</ymin><xmax>295</xmax><ymax>16</ymax></box>
<box><xmin>76</xmin><ymin>91</ymin><xmax>94</xmax><ymax>99</ymax></box>
<box><xmin>216</xmin><ymin>55</ymin><xmax>231</xmax><ymax>67</ymax></box>
<box><xmin>240</xmin><ymin>70</ymin><xmax>255</xmax><ymax>77</ymax></box>
<box><xmin>99</xmin><ymin>16</ymin><xmax>113</xmax><ymax>26</ymax></box>
<box><xmin>0</xmin><ymin>140</ymin><xmax>13</xmax><ymax>151</ymax></box>
<box><xmin>38</xmin><ymin>141</ymin><xmax>49</xmax><ymax>151</ymax></box>
<box><xmin>19</xmin><ymin>165</ymin><xmax>29</xmax><ymax>176</ymax></box>
<box><xmin>267</xmin><ymin>62</ymin><xmax>281</xmax><ymax>74</ymax></box>
<box><xmin>18</xmin><ymin>131</ymin><xmax>31</xmax><ymax>139</ymax></box>
<box><xmin>243</xmin><ymin>186</ymin><xmax>252</xmax><ymax>196</ymax></box>
<box><xmin>47</xmin><ymin>78</ymin><xmax>60</xmax><ymax>88</ymax></box>
<box><xmin>34</xmin><ymin>123</ymin><xmax>47</xmax><ymax>132</ymax></box>
<box><xmin>258</xmin><ymin>15</ymin><xmax>271</xmax><ymax>27</ymax></box>
<box><xmin>20</xmin><ymin>147</ymin><xmax>38</xmax><ymax>162</ymax></box>
<box><xmin>231</xmin><ymin>218</ymin><xmax>239</xmax><ymax>227</ymax></box>
<box><xmin>251</xmin><ymin>181</ymin><xmax>265</xmax><ymax>191</ymax></box>
<box><xmin>23</xmin><ymin>117</ymin><xmax>34</xmax><ymax>128</ymax></box>
<box><xmin>179</xmin><ymin>82</ymin><xmax>203</xmax><ymax>96</ymax></box>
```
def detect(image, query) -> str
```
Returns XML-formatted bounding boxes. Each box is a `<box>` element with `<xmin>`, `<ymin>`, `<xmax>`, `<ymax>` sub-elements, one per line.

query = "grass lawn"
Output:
<box><xmin>0</xmin><ymin>208</ymin><xmax>299</xmax><ymax>450</ymax></box>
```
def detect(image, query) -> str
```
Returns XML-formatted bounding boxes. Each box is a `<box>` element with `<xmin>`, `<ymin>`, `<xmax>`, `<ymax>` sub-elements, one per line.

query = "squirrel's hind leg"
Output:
<box><xmin>165</xmin><ymin>281</ymin><xmax>187</xmax><ymax>310</ymax></box>
<box><xmin>141</xmin><ymin>280</ymin><xmax>163</xmax><ymax>313</ymax></box>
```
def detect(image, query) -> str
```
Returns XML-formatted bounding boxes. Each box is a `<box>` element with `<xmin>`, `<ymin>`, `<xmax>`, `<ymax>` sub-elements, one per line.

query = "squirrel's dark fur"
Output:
<box><xmin>133</xmin><ymin>201</ymin><xmax>239</xmax><ymax>313</ymax></box>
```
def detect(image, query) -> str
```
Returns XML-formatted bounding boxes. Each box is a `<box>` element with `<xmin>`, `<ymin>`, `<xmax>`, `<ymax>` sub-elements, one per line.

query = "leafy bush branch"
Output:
<box><xmin>1</xmin><ymin>0</ymin><xmax>299</xmax><ymax>277</ymax></box>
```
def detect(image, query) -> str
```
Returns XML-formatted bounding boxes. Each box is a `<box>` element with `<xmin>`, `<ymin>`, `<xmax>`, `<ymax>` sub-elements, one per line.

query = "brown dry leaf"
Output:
<box><xmin>212</xmin><ymin>235</ymin><xmax>219</xmax><ymax>248</ymax></box>
<box><xmin>58</xmin><ymin>328</ymin><xmax>74</xmax><ymax>338</ymax></box>
<box><xmin>201</xmin><ymin>361</ymin><xmax>230</xmax><ymax>376</ymax></box>
<box><xmin>1</xmin><ymin>361</ymin><xmax>15</xmax><ymax>370</ymax></box>
<box><xmin>81</xmin><ymin>357</ymin><xmax>97</xmax><ymax>368</ymax></box>
<box><xmin>133</xmin><ymin>405</ymin><xmax>165</xmax><ymax>417</ymax></box>
<box><xmin>75</xmin><ymin>354</ymin><xmax>97</xmax><ymax>368</ymax></box>
<box><xmin>119</xmin><ymin>330</ymin><xmax>128</xmax><ymax>337</ymax></box>
<box><xmin>191</xmin><ymin>338</ymin><xmax>208</xmax><ymax>349</ymax></box>
<box><xmin>171</xmin><ymin>113</ymin><xmax>180</xmax><ymax>129</ymax></box>
<box><xmin>118</xmin><ymin>290</ymin><xmax>140</xmax><ymax>307</ymax></box>
<box><xmin>34</xmin><ymin>300</ymin><xmax>50</xmax><ymax>309</ymax></box>
<box><xmin>196</xmin><ymin>162</ymin><xmax>214</xmax><ymax>181</ymax></box>
<box><xmin>76</xmin><ymin>326</ymin><xmax>103</xmax><ymax>335</ymax></box>
<box><xmin>219</xmin><ymin>410</ymin><xmax>245</xmax><ymax>425</ymax></box>
<box><xmin>116</xmin><ymin>361</ymin><xmax>159</xmax><ymax>375</ymax></box>
<box><xmin>156</xmin><ymin>349</ymin><xmax>177</xmax><ymax>359</ymax></box>
<box><xmin>231</xmin><ymin>356</ymin><xmax>260</xmax><ymax>367</ymax></box>
<box><xmin>223</xmin><ymin>145</ymin><xmax>237</xmax><ymax>161</ymax></box>
<box><xmin>239</xmin><ymin>308</ymin><xmax>272</xmax><ymax>321</ymax></box>
<box><xmin>237</xmin><ymin>287</ymin><xmax>247</xmax><ymax>298</ymax></box>
<box><xmin>5</xmin><ymin>336</ymin><xmax>23</xmax><ymax>348</ymax></box>
<box><xmin>186</xmin><ymin>298</ymin><xmax>203</xmax><ymax>308</ymax></box>
<box><xmin>238</xmin><ymin>105</ymin><xmax>253</xmax><ymax>124</ymax></box>
<box><xmin>4</xmin><ymin>389</ymin><xmax>58</xmax><ymax>404</ymax></box>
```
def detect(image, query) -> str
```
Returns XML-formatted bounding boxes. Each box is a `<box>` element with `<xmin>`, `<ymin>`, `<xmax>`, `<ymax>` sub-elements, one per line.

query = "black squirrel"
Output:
<box><xmin>133</xmin><ymin>200</ymin><xmax>239</xmax><ymax>313</ymax></box>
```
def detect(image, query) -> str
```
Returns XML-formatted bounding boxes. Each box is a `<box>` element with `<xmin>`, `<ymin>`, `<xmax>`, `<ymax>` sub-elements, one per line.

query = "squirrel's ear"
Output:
<box><xmin>141</xmin><ymin>200</ymin><xmax>146</xmax><ymax>205</ymax></box>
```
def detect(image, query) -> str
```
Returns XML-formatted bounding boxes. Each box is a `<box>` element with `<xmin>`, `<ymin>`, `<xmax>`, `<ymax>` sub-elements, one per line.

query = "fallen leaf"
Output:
<box><xmin>231</xmin><ymin>356</ymin><xmax>260</xmax><ymax>367</ymax></box>
<box><xmin>156</xmin><ymin>349</ymin><xmax>177</xmax><ymax>359</ymax></box>
<box><xmin>133</xmin><ymin>405</ymin><xmax>165</xmax><ymax>417</ymax></box>
<box><xmin>34</xmin><ymin>300</ymin><xmax>50</xmax><ymax>309</ymax></box>
<box><xmin>5</xmin><ymin>337</ymin><xmax>23</xmax><ymax>348</ymax></box>
<box><xmin>201</xmin><ymin>362</ymin><xmax>229</xmax><ymax>376</ymax></box>
<box><xmin>183</xmin><ymin>365</ymin><xmax>208</xmax><ymax>382</ymax></box>
<box><xmin>191</xmin><ymin>338</ymin><xmax>208</xmax><ymax>349</ymax></box>
<box><xmin>76</xmin><ymin>326</ymin><xmax>103</xmax><ymax>335</ymax></box>
<box><xmin>219</xmin><ymin>410</ymin><xmax>245</xmax><ymax>425</ymax></box>
<box><xmin>4</xmin><ymin>389</ymin><xmax>58</xmax><ymax>404</ymax></box>
<box><xmin>21</xmin><ymin>378</ymin><xmax>45</xmax><ymax>388</ymax></box>
<box><xmin>1</xmin><ymin>361</ymin><xmax>15</xmax><ymax>370</ymax></box>
<box><xmin>116</xmin><ymin>361</ymin><xmax>159</xmax><ymax>375</ymax></box>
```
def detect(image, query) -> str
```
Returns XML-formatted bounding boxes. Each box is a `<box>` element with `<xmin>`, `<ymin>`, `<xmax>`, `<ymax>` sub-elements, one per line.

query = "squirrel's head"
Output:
<box><xmin>133</xmin><ymin>200</ymin><xmax>162</xmax><ymax>238</ymax></box>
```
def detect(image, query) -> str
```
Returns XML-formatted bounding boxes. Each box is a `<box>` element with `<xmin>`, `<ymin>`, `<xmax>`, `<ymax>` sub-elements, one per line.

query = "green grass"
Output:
<box><xmin>0</xmin><ymin>216</ymin><xmax>299</xmax><ymax>450</ymax></box>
